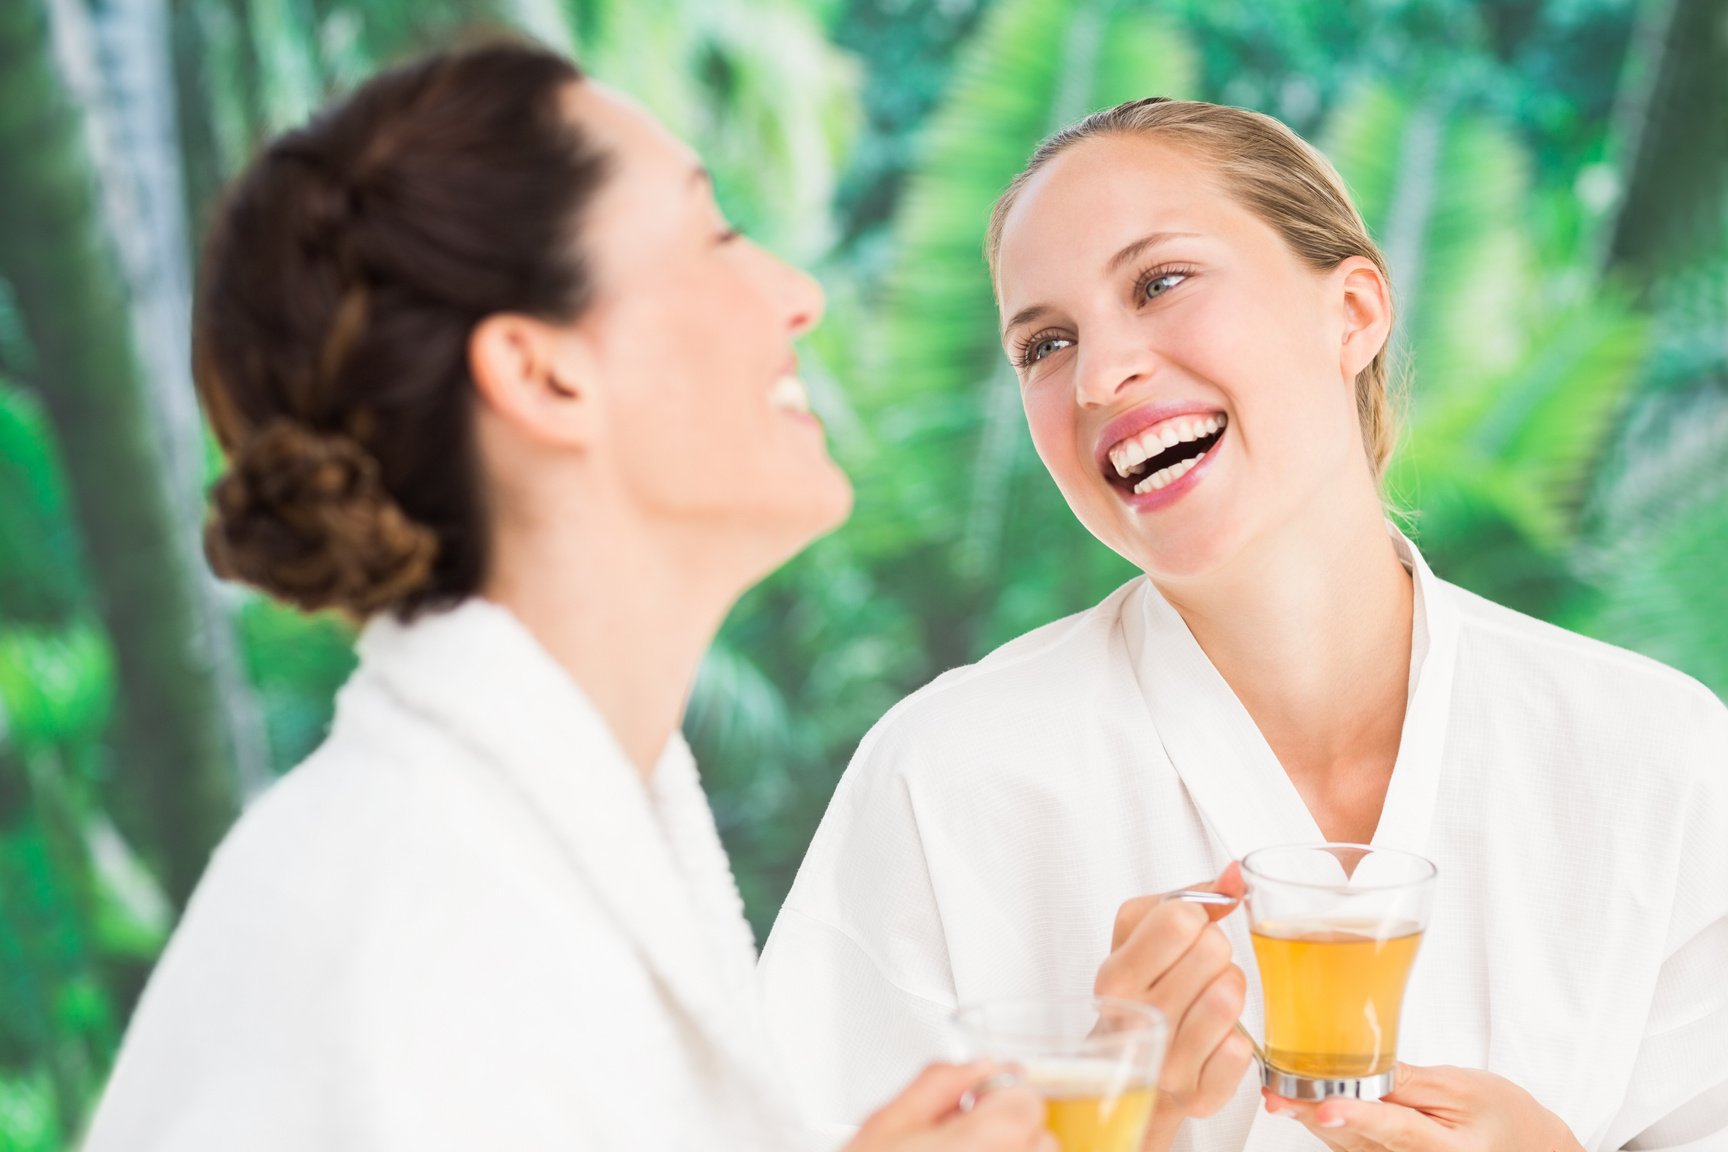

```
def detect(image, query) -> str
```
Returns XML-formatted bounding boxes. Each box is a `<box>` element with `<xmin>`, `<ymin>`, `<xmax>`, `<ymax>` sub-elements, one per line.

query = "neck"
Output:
<box><xmin>481</xmin><ymin>503</ymin><xmax>747</xmax><ymax>783</ymax></box>
<box><xmin>1157</xmin><ymin>493</ymin><xmax>1414</xmax><ymax>792</ymax></box>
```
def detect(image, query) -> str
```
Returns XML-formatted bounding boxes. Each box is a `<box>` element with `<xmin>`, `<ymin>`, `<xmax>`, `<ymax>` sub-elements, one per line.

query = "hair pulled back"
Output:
<box><xmin>196</xmin><ymin>40</ymin><xmax>608</xmax><ymax>617</ymax></box>
<box><xmin>987</xmin><ymin>98</ymin><xmax>1401</xmax><ymax>479</ymax></box>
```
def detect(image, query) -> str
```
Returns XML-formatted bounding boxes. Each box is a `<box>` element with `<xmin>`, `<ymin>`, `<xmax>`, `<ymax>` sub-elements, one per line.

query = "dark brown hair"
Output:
<box><xmin>196</xmin><ymin>40</ymin><xmax>609</xmax><ymax>617</ymax></box>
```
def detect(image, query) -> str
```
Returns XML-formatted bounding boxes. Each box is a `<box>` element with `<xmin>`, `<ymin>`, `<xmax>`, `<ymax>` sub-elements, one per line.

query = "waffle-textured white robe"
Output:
<box><xmin>84</xmin><ymin>600</ymin><xmax>805</xmax><ymax>1151</ymax></box>
<box><xmin>759</xmin><ymin>537</ymin><xmax>1728</xmax><ymax>1151</ymax></box>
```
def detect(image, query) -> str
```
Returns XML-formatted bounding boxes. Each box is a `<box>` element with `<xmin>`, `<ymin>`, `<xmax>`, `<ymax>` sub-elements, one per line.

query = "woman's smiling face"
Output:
<box><xmin>564</xmin><ymin>83</ymin><xmax>851</xmax><ymax>558</ymax></box>
<box><xmin>994</xmin><ymin>133</ymin><xmax>1387</xmax><ymax>583</ymax></box>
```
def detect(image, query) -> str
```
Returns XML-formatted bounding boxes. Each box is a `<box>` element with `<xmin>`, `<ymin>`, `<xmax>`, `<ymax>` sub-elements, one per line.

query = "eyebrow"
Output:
<box><xmin>1106</xmin><ymin>230</ymin><xmax>1200</xmax><ymax>274</ymax></box>
<box><xmin>1001</xmin><ymin>230</ymin><xmax>1202</xmax><ymax>339</ymax></box>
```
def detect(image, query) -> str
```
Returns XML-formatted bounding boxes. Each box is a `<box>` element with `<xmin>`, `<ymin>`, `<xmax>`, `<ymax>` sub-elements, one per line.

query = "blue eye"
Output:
<box><xmin>1017</xmin><ymin>333</ymin><xmax>1073</xmax><ymax>367</ymax></box>
<box><xmin>1141</xmin><ymin>271</ymin><xmax>1188</xmax><ymax>300</ymax></box>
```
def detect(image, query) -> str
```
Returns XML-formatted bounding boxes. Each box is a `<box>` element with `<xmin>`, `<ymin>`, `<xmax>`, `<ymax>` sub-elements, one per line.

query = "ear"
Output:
<box><xmin>468</xmin><ymin>313</ymin><xmax>599</xmax><ymax>449</ymax></box>
<box><xmin>1335</xmin><ymin>257</ymin><xmax>1392</xmax><ymax>382</ymax></box>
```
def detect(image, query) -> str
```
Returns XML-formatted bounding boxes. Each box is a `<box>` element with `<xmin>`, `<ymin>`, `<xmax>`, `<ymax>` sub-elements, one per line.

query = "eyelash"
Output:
<box><xmin>1014</xmin><ymin>329</ymin><xmax>1071</xmax><ymax>368</ymax></box>
<box><xmin>1012</xmin><ymin>262</ymin><xmax>1197</xmax><ymax>368</ymax></box>
<box><xmin>1131</xmin><ymin>262</ymin><xmax>1196</xmax><ymax>303</ymax></box>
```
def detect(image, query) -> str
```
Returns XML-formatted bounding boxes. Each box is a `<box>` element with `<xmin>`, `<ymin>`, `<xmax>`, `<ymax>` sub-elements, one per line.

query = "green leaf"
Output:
<box><xmin>1324</xmin><ymin>83</ymin><xmax>1534</xmax><ymax>412</ymax></box>
<box><xmin>0</xmin><ymin>1070</ymin><xmax>61</xmax><ymax>1152</ymax></box>
<box><xmin>1584</xmin><ymin>493</ymin><xmax>1728</xmax><ymax>696</ymax></box>
<box><xmin>85</xmin><ymin>814</ymin><xmax>171</xmax><ymax>963</ymax></box>
<box><xmin>0</xmin><ymin>380</ymin><xmax>87</xmax><ymax>626</ymax></box>
<box><xmin>859</xmin><ymin>0</ymin><xmax>1197</xmax><ymax>614</ymax></box>
<box><xmin>236</xmin><ymin>597</ymin><xmax>357</xmax><ymax>774</ymax></box>
<box><xmin>0</xmin><ymin>625</ymin><xmax>114</xmax><ymax>754</ymax></box>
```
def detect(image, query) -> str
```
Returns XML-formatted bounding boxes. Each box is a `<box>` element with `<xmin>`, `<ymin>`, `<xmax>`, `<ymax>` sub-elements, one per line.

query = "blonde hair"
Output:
<box><xmin>986</xmin><ymin>98</ymin><xmax>1401</xmax><ymax>478</ymax></box>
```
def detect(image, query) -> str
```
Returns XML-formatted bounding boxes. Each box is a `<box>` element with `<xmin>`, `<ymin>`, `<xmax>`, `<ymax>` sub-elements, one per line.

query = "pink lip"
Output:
<box><xmin>1118</xmin><ymin>435</ymin><xmax>1223</xmax><ymax>513</ymax></box>
<box><xmin>1093</xmin><ymin>401</ymin><xmax>1227</xmax><ymax>476</ymax></box>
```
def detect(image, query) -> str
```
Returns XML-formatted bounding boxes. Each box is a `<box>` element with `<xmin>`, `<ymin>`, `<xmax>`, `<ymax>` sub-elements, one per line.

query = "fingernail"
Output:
<box><xmin>1319</xmin><ymin>1115</ymin><xmax>1347</xmax><ymax>1129</ymax></box>
<box><xmin>1270</xmin><ymin>1107</ymin><xmax>1296</xmax><ymax>1118</ymax></box>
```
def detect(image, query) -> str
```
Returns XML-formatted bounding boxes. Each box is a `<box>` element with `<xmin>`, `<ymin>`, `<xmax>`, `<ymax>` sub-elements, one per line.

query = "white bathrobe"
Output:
<box><xmin>84</xmin><ymin>599</ymin><xmax>807</xmax><ymax>1151</ymax></box>
<box><xmin>759</xmin><ymin>536</ymin><xmax>1728</xmax><ymax>1152</ymax></box>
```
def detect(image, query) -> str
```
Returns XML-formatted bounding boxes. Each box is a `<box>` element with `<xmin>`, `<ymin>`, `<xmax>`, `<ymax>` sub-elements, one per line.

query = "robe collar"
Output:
<box><xmin>1120</xmin><ymin>529</ymin><xmax>1461</xmax><ymax>861</ymax></box>
<box><xmin>347</xmin><ymin>599</ymin><xmax>783</xmax><ymax>1108</ymax></box>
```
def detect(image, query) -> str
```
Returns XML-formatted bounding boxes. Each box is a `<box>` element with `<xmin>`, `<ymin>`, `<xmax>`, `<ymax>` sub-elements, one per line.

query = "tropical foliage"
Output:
<box><xmin>1</xmin><ymin>0</ymin><xmax>1723</xmax><ymax>1145</ymax></box>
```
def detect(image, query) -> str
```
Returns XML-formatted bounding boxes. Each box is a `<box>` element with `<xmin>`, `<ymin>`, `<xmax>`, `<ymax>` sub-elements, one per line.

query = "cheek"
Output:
<box><xmin>1021</xmin><ymin>381</ymin><xmax>1084</xmax><ymax>480</ymax></box>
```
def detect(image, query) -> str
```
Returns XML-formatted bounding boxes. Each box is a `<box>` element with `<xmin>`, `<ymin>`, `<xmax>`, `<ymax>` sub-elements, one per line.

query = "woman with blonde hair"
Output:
<box><xmin>81</xmin><ymin>39</ymin><xmax>1053</xmax><ymax>1152</ymax></box>
<box><xmin>760</xmin><ymin>98</ymin><xmax>1728</xmax><ymax>1152</ymax></box>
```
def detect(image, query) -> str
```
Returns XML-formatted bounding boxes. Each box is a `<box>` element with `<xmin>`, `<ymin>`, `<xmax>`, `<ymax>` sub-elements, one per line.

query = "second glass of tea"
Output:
<box><xmin>951</xmin><ymin>995</ymin><xmax>1167</xmax><ymax>1152</ymax></box>
<box><xmin>1242</xmin><ymin>843</ymin><xmax>1436</xmax><ymax>1101</ymax></box>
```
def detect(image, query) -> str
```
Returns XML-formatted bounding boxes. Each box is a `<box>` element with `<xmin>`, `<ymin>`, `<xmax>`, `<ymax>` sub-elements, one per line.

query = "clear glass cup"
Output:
<box><xmin>950</xmin><ymin>995</ymin><xmax>1168</xmax><ymax>1152</ymax></box>
<box><xmin>1242</xmin><ymin>842</ymin><xmax>1437</xmax><ymax>1100</ymax></box>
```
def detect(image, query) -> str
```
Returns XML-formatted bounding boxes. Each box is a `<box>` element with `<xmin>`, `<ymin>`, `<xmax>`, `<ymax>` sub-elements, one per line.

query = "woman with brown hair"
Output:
<box><xmin>760</xmin><ymin>97</ymin><xmax>1728</xmax><ymax>1152</ymax></box>
<box><xmin>81</xmin><ymin>41</ymin><xmax>1052</xmax><ymax>1152</ymax></box>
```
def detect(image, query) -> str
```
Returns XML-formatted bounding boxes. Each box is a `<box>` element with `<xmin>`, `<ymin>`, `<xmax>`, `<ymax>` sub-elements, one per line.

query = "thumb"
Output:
<box><xmin>1380</xmin><ymin>1062</ymin><xmax>1472</xmax><ymax>1111</ymax></box>
<box><xmin>857</xmin><ymin>1061</ymin><xmax>1000</xmax><ymax>1138</ymax></box>
<box><xmin>1159</xmin><ymin>861</ymin><xmax>1245</xmax><ymax>923</ymax></box>
<box><xmin>1197</xmin><ymin>860</ymin><xmax>1246</xmax><ymax>922</ymax></box>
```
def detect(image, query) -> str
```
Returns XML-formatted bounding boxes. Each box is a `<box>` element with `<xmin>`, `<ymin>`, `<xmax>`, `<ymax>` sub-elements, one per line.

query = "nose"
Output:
<box><xmin>1074</xmin><ymin>330</ymin><xmax>1157</xmax><ymax>408</ymax></box>
<box><xmin>770</xmin><ymin>249</ymin><xmax>825</xmax><ymax>337</ymax></box>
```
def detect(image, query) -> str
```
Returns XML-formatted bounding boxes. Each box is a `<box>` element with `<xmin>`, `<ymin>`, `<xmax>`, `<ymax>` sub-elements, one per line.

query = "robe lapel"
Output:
<box><xmin>1369</xmin><ymin>536</ymin><xmax>1459</xmax><ymax>858</ymax></box>
<box><xmin>353</xmin><ymin>601</ymin><xmax>775</xmax><ymax>1095</ymax></box>
<box><xmin>1122</xmin><ymin>579</ymin><xmax>1324</xmax><ymax>860</ymax></box>
<box><xmin>1122</xmin><ymin>531</ymin><xmax>1459</xmax><ymax>863</ymax></box>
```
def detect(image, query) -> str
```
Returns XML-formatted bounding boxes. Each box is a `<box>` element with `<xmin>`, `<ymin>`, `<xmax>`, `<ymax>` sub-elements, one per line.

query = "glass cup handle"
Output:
<box><xmin>957</xmin><ymin>1070</ymin><xmax>1024</xmax><ymax>1112</ymax></box>
<box><xmin>1160</xmin><ymin>888</ymin><xmax>1267</xmax><ymax>1069</ymax></box>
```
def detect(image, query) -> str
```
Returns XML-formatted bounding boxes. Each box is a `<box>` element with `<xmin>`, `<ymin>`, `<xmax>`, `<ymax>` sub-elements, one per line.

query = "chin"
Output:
<box><xmin>1092</xmin><ymin>505</ymin><xmax>1248</xmax><ymax>587</ymax></box>
<box><xmin>755</xmin><ymin>470</ymin><xmax>854</xmax><ymax>572</ymax></box>
<box><xmin>803</xmin><ymin>490</ymin><xmax>853</xmax><ymax>554</ymax></box>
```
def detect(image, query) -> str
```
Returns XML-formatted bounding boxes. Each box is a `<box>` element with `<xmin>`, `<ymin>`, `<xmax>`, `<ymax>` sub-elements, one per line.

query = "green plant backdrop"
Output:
<box><xmin>0</xmin><ymin>0</ymin><xmax>1724</xmax><ymax>1145</ymax></box>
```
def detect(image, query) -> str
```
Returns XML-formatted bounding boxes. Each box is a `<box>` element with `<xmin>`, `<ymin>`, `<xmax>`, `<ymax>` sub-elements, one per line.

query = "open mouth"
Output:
<box><xmin>1104</xmin><ymin>414</ymin><xmax>1227</xmax><ymax>495</ymax></box>
<box><xmin>770</xmin><ymin>373</ymin><xmax>812</xmax><ymax>416</ymax></box>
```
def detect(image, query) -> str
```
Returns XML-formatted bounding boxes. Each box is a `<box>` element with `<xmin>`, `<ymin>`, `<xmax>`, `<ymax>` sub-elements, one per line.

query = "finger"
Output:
<box><xmin>1140</xmin><ymin>924</ymin><xmax>1237</xmax><ymax>1025</ymax></box>
<box><xmin>1263</xmin><ymin>1094</ymin><xmax>1326</xmax><ymax>1128</ymax></box>
<box><xmin>941</xmin><ymin>1083</ymin><xmax>1047</xmax><ymax>1146</ymax></box>
<box><xmin>1202</xmin><ymin>861</ymin><xmax>1247</xmax><ymax>922</ymax></box>
<box><xmin>1159</xmin><ymin>966</ymin><xmax>1245</xmax><ymax>1089</ymax></box>
<box><xmin>1264</xmin><ymin>1094</ymin><xmax>1377</xmax><ymax>1152</ymax></box>
<box><xmin>1188</xmin><ymin>1020</ymin><xmax>1256</xmax><ymax>1116</ymax></box>
<box><xmin>1309</xmin><ymin>1095</ymin><xmax>1452</xmax><ymax>1151</ymax></box>
<box><xmin>1095</xmin><ymin>900</ymin><xmax>1210</xmax><ymax>997</ymax></box>
<box><xmin>860</xmin><ymin>1062</ymin><xmax>1002</xmax><ymax>1136</ymax></box>
<box><xmin>1111</xmin><ymin>895</ymin><xmax>1164</xmax><ymax>950</ymax></box>
<box><xmin>1158</xmin><ymin>861</ymin><xmax>1248</xmax><ymax>923</ymax></box>
<box><xmin>1380</xmin><ymin>1063</ymin><xmax>1476</xmax><ymax>1113</ymax></box>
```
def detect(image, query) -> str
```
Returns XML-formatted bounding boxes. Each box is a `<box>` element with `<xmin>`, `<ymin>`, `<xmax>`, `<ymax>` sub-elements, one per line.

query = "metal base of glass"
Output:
<box><xmin>1261</xmin><ymin>1065</ymin><xmax>1397</xmax><ymax>1101</ymax></box>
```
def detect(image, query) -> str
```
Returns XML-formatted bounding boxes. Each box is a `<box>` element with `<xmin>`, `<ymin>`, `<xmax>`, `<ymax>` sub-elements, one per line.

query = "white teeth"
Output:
<box><xmin>1108</xmin><ymin>413</ymin><xmax>1229</xmax><ymax>481</ymax></box>
<box><xmin>1133</xmin><ymin>453</ymin><xmax>1202</xmax><ymax>494</ymax></box>
<box><xmin>770</xmin><ymin>374</ymin><xmax>810</xmax><ymax>415</ymax></box>
<box><xmin>1111</xmin><ymin>439</ymin><xmax>1149</xmax><ymax>477</ymax></box>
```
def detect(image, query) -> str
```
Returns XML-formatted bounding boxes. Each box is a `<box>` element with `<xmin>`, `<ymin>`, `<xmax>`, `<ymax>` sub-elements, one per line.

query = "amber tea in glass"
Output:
<box><xmin>1241</xmin><ymin>844</ymin><xmax>1436</xmax><ymax>1099</ymax></box>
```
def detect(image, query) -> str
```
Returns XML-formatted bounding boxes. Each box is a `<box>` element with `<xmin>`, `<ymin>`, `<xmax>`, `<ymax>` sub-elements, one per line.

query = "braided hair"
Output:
<box><xmin>196</xmin><ymin>40</ymin><xmax>610</xmax><ymax>617</ymax></box>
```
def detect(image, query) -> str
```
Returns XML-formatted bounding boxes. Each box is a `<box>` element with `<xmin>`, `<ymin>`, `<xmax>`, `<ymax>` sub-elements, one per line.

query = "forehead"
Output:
<box><xmin>563</xmin><ymin>82</ymin><xmax>703</xmax><ymax>285</ymax></box>
<box><xmin>995</xmin><ymin>135</ymin><xmax>1235</xmax><ymax>294</ymax></box>
<box><xmin>565</xmin><ymin>81</ymin><xmax>694</xmax><ymax>171</ymax></box>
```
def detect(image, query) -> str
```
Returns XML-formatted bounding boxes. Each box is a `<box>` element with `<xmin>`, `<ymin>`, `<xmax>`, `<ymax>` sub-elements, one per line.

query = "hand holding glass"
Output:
<box><xmin>951</xmin><ymin>996</ymin><xmax>1168</xmax><ymax>1152</ymax></box>
<box><xmin>1170</xmin><ymin>843</ymin><xmax>1436</xmax><ymax>1100</ymax></box>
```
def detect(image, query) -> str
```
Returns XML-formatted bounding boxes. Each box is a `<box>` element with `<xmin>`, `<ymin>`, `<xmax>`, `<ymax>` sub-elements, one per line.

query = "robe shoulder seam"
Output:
<box><xmin>1447</xmin><ymin>583</ymin><xmax>1725</xmax><ymax>714</ymax></box>
<box><xmin>856</xmin><ymin>582</ymin><xmax>1139</xmax><ymax>745</ymax></box>
<box><xmin>769</xmin><ymin>904</ymin><xmax>957</xmax><ymax>1011</ymax></box>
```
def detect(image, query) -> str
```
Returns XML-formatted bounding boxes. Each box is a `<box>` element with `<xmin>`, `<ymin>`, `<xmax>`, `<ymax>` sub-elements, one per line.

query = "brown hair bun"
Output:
<box><xmin>193</xmin><ymin>41</ymin><xmax>604</xmax><ymax>619</ymax></box>
<box><xmin>206</xmin><ymin>419</ymin><xmax>436</xmax><ymax>616</ymax></box>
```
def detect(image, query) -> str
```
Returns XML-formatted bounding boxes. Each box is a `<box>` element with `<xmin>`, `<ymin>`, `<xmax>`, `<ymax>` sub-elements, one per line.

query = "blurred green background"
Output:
<box><xmin>1</xmin><ymin>0</ymin><xmax>1724</xmax><ymax>1144</ymax></box>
